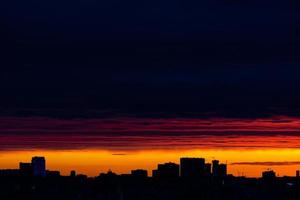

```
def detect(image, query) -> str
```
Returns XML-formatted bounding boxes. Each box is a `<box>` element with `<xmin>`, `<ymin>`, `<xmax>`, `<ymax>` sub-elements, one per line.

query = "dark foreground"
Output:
<box><xmin>0</xmin><ymin>174</ymin><xmax>300</xmax><ymax>200</ymax></box>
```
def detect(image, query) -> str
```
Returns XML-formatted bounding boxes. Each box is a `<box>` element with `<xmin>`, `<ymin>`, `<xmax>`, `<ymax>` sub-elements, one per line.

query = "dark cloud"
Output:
<box><xmin>231</xmin><ymin>161</ymin><xmax>300</xmax><ymax>166</ymax></box>
<box><xmin>2</xmin><ymin>65</ymin><xmax>300</xmax><ymax>118</ymax></box>
<box><xmin>1</xmin><ymin>1</ymin><xmax>300</xmax><ymax>117</ymax></box>
<box><xmin>0</xmin><ymin>0</ymin><xmax>298</xmax><ymax>65</ymax></box>
<box><xmin>1</xmin><ymin>117</ymin><xmax>300</xmax><ymax>151</ymax></box>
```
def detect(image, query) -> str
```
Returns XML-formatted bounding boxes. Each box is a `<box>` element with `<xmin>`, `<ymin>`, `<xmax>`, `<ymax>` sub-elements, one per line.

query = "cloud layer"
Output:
<box><xmin>1</xmin><ymin>116</ymin><xmax>300</xmax><ymax>151</ymax></box>
<box><xmin>231</xmin><ymin>161</ymin><xmax>300</xmax><ymax>166</ymax></box>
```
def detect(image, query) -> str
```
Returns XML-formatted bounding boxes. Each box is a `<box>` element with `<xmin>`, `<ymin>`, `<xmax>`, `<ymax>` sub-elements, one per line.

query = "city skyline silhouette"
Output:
<box><xmin>1</xmin><ymin>0</ymin><xmax>300</xmax><ymax>199</ymax></box>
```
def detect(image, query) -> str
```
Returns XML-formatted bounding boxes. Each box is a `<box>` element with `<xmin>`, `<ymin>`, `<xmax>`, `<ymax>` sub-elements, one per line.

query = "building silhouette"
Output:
<box><xmin>212</xmin><ymin>160</ymin><xmax>219</xmax><ymax>176</ymax></box>
<box><xmin>0</xmin><ymin>169</ymin><xmax>19</xmax><ymax>176</ymax></box>
<box><xmin>212</xmin><ymin>160</ymin><xmax>227</xmax><ymax>177</ymax></box>
<box><xmin>46</xmin><ymin>170</ymin><xmax>60</xmax><ymax>177</ymax></box>
<box><xmin>205</xmin><ymin>163</ymin><xmax>212</xmax><ymax>175</ymax></box>
<box><xmin>3</xmin><ymin>155</ymin><xmax>300</xmax><ymax>200</ymax></box>
<box><xmin>218</xmin><ymin>164</ymin><xmax>227</xmax><ymax>177</ymax></box>
<box><xmin>131</xmin><ymin>169</ymin><xmax>148</xmax><ymax>178</ymax></box>
<box><xmin>70</xmin><ymin>170</ymin><xmax>76</xmax><ymax>177</ymax></box>
<box><xmin>153</xmin><ymin>162</ymin><xmax>179</xmax><ymax>179</ymax></box>
<box><xmin>262</xmin><ymin>170</ymin><xmax>276</xmax><ymax>180</ymax></box>
<box><xmin>31</xmin><ymin>156</ymin><xmax>46</xmax><ymax>177</ymax></box>
<box><xmin>180</xmin><ymin>157</ymin><xmax>205</xmax><ymax>178</ymax></box>
<box><xmin>19</xmin><ymin>162</ymin><xmax>32</xmax><ymax>176</ymax></box>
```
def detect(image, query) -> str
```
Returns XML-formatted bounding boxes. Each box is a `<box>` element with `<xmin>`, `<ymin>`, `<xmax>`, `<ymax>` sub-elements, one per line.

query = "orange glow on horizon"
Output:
<box><xmin>2</xmin><ymin>116</ymin><xmax>300</xmax><ymax>178</ymax></box>
<box><xmin>1</xmin><ymin>148</ymin><xmax>300</xmax><ymax>177</ymax></box>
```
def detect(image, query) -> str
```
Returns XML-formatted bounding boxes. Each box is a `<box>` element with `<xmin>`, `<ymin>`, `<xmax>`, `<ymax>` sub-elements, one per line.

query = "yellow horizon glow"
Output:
<box><xmin>1</xmin><ymin>148</ymin><xmax>300</xmax><ymax>177</ymax></box>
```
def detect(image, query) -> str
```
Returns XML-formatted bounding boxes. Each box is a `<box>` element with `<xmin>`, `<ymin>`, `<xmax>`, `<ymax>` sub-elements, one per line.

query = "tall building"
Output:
<box><xmin>31</xmin><ymin>157</ymin><xmax>46</xmax><ymax>177</ymax></box>
<box><xmin>180</xmin><ymin>157</ymin><xmax>205</xmax><ymax>178</ymax></box>
<box><xmin>153</xmin><ymin>162</ymin><xmax>179</xmax><ymax>178</ymax></box>
<box><xmin>296</xmin><ymin>170</ymin><xmax>300</xmax><ymax>177</ymax></box>
<box><xmin>212</xmin><ymin>160</ymin><xmax>219</xmax><ymax>176</ymax></box>
<box><xmin>219</xmin><ymin>164</ymin><xmax>227</xmax><ymax>177</ymax></box>
<box><xmin>205</xmin><ymin>163</ymin><xmax>212</xmax><ymax>175</ymax></box>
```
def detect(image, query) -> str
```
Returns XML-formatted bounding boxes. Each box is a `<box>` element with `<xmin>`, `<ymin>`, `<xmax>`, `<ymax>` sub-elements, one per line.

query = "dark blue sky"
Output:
<box><xmin>1</xmin><ymin>0</ymin><xmax>300</xmax><ymax>117</ymax></box>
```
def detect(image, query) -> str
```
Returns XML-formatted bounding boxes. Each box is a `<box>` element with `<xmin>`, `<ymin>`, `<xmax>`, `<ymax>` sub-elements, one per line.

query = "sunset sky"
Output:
<box><xmin>1</xmin><ymin>116</ymin><xmax>300</xmax><ymax>177</ymax></box>
<box><xmin>1</xmin><ymin>0</ymin><xmax>300</xmax><ymax>177</ymax></box>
